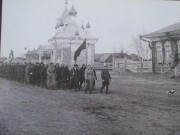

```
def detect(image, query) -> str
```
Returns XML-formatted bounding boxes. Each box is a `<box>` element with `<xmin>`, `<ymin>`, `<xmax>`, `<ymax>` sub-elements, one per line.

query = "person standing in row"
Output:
<box><xmin>101</xmin><ymin>65</ymin><xmax>111</xmax><ymax>94</ymax></box>
<box><xmin>60</xmin><ymin>64</ymin><xmax>66</xmax><ymax>89</ymax></box>
<box><xmin>34</xmin><ymin>62</ymin><xmax>41</xmax><ymax>86</ymax></box>
<box><xmin>47</xmin><ymin>63</ymin><xmax>56</xmax><ymax>89</ymax></box>
<box><xmin>79</xmin><ymin>64</ymin><xmax>86</xmax><ymax>90</ymax></box>
<box><xmin>55</xmin><ymin>63</ymin><xmax>61</xmax><ymax>89</ymax></box>
<box><xmin>70</xmin><ymin>64</ymin><xmax>79</xmax><ymax>90</ymax></box>
<box><xmin>85</xmin><ymin>65</ymin><xmax>96</xmax><ymax>94</ymax></box>
<box><xmin>40</xmin><ymin>63</ymin><xmax>47</xmax><ymax>88</ymax></box>
<box><xmin>64</xmin><ymin>65</ymin><xmax>70</xmax><ymax>89</ymax></box>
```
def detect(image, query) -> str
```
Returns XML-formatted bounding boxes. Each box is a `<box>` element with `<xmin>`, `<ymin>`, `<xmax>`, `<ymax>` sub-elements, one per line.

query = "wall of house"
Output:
<box><xmin>152</xmin><ymin>39</ymin><xmax>178</xmax><ymax>73</ymax></box>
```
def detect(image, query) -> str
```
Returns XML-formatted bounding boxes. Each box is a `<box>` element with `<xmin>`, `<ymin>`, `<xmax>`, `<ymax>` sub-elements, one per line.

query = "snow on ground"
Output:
<box><xmin>0</xmin><ymin>71</ymin><xmax>180</xmax><ymax>135</ymax></box>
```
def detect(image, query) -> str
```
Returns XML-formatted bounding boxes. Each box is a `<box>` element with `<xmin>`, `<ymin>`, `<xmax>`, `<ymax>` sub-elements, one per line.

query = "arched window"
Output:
<box><xmin>164</xmin><ymin>41</ymin><xmax>172</xmax><ymax>64</ymax></box>
<box><xmin>156</xmin><ymin>42</ymin><xmax>163</xmax><ymax>63</ymax></box>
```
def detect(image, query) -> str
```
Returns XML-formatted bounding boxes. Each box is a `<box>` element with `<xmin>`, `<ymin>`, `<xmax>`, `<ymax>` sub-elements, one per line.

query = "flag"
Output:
<box><xmin>74</xmin><ymin>39</ymin><xmax>86</xmax><ymax>61</ymax></box>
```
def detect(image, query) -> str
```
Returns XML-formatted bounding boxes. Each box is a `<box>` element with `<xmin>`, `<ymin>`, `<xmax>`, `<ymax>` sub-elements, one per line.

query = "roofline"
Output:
<box><xmin>141</xmin><ymin>29</ymin><xmax>180</xmax><ymax>38</ymax></box>
<box><xmin>48</xmin><ymin>36</ymin><xmax>98</xmax><ymax>45</ymax></box>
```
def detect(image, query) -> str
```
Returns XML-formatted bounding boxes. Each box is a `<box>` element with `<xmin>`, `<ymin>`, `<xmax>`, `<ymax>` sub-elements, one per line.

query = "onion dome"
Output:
<box><xmin>75</xmin><ymin>30</ymin><xmax>79</xmax><ymax>36</ymax></box>
<box><xmin>59</xmin><ymin>20</ymin><xmax>64</xmax><ymax>26</ymax></box>
<box><xmin>86</xmin><ymin>22</ymin><xmax>91</xmax><ymax>28</ymax></box>
<box><xmin>55</xmin><ymin>20</ymin><xmax>64</xmax><ymax>29</ymax></box>
<box><xmin>69</xmin><ymin>5</ymin><xmax>77</xmax><ymax>16</ymax></box>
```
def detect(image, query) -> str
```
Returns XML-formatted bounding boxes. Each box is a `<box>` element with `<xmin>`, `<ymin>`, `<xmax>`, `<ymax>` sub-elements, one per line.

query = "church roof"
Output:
<box><xmin>69</xmin><ymin>5</ymin><xmax>77</xmax><ymax>16</ymax></box>
<box><xmin>49</xmin><ymin>1</ymin><xmax>98</xmax><ymax>44</ymax></box>
<box><xmin>99</xmin><ymin>54</ymin><xmax>112</xmax><ymax>63</ymax></box>
<box><xmin>60</xmin><ymin>5</ymin><xmax>69</xmax><ymax>21</ymax></box>
<box><xmin>141</xmin><ymin>22</ymin><xmax>180</xmax><ymax>39</ymax></box>
<box><xmin>38</xmin><ymin>45</ymin><xmax>54</xmax><ymax>50</ymax></box>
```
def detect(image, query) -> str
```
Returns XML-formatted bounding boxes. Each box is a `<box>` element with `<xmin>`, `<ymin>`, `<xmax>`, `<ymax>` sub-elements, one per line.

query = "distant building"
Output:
<box><xmin>140</xmin><ymin>22</ymin><xmax>180</xmax><ymax>73</ymax></box>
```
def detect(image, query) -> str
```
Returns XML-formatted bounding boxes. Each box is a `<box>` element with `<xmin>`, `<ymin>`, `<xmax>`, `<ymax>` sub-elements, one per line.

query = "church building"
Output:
<box><xmin>27</xmin><ymin>1</ymin><xmax>98</xmax><ymax>66</ymax></box>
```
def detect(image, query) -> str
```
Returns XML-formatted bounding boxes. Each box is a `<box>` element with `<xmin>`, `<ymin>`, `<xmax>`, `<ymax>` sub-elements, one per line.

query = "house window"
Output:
<box><xmin>164</xmin><ymin>41</ymin><xmax>172</xmax><ymax>64</ymax></box>
<box><xmin>177</xmin><ymin>40</ymin><xmax>180</xmax><ymax>55</ymax></box>
<box><xmin>156</xmin><ymin>42</ymin><xmax>163</xmax><ymax>63</ymax></box>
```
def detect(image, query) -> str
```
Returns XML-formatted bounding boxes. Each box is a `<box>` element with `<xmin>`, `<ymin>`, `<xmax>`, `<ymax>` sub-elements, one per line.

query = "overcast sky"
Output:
<box><xmin>1</xmin><ymin>0</ymin><xmax>180</xmax><ymax>57</ymax></box>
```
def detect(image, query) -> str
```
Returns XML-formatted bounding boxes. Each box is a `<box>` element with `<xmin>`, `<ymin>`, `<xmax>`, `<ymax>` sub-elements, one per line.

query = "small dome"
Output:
<box><xmin>86</xmin><ymin>22</ymin><xmax>91</xmax><ymax>28</ymax></box>
<box><xmin>69</xmin><ymin>5</ymin><xmax>77</xmax><ymax>16</ymax></box>
<box><xmin>59</xmin><ymin>20</ymin><xmax>64</xmax><ymax>26</ymax></box>
<box><xmin>75</xmin><ymin>30</ymin><xmax>79</xmax><ymax>36</ymax></box>
<box><xmin>55</xmin><ymin>20</ymin><xmax>64</xmax><ymax>29</ymax></box>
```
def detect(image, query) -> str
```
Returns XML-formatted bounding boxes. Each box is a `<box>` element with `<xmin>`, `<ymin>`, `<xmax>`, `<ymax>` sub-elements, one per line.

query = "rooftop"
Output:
<box><xmin>141</xmin><ymin>22</ymin><xmax>180</xmax><ymax>39</ymax></box>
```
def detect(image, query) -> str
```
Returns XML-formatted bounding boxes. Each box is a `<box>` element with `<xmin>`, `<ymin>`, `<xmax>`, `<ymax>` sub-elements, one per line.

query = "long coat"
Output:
<box><xmin>85</xmin><ymin>67</ymin><xmax>96</xmax><ymax>90</ymax></box>
<box><xmin>46</xmin><ymin>65</ymin><xmax>56</xmax><ymax>89</ymax></box>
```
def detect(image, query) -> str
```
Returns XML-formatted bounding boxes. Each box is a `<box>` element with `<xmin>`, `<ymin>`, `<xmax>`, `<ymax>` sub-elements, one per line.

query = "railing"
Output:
<box><xmin>94</xmin><ymin>62</ymin><xmax>113</xmax><ymax>70</ymax></box>
<box><xmin>175</xmin><ymin>64</ymin><xmax>180</xmax><ymax>77</ymax></box>
<box><xmin>160</xmin><ymin>64</ymin><xmax>171</xmax><ymax>75</ymax></box>
<box><xmin>116</xmin><ymin>62</ymin><xmax>147</xmax><ymax>73</ymax></box>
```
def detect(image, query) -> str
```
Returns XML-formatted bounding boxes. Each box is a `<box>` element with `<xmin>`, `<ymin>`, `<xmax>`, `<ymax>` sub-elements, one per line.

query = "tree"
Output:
<box><xmin>132</xmin><ymin>36</ymin><xmax>150</xmax><ymax>62</ymax></box>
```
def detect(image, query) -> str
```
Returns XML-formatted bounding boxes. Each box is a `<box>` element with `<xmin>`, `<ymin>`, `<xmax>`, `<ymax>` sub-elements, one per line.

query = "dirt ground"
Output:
<box><xmin>0</xmin><ymin>71</ymin><xmax>180</xmax><ymax>135</ymax></box>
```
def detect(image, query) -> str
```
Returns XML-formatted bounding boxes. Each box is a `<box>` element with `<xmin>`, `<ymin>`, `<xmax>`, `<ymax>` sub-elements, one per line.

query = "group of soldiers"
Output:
<box><xmin>0</xmin><ymin>62</ymin><xmax>111</xmax><ymax>94</ymax></box>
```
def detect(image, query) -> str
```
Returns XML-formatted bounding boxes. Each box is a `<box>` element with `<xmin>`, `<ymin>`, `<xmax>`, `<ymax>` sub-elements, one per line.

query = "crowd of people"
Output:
<box><xmin>0</xmin><ymin>62</ymin><xmax>111</xmax><ymax>94</ymax></box>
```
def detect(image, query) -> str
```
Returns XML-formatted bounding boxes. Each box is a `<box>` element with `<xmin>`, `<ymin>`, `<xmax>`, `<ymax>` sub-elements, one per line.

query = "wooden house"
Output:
<box><xmin>140</xmin><ymin>22</ymin><xmax>180</xmax><ymax>74</ymax></box>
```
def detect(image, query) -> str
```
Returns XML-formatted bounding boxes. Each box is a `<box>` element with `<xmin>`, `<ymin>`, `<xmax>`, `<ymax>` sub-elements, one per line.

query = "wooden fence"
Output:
<box><xmin>94</xmin><ymin>62</ymin><xmax>113</xmax><ymax>70</ymax></box>
<box><xmin>116</xmin><ymin>59</ymin><xmax>152</xmax><ymax>73</ymax></box>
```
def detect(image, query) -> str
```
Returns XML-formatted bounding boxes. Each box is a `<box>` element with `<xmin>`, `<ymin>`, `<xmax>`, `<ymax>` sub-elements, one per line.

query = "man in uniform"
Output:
<box><xmin>101</xmin><ymin>65</ymin><xmax>111</xmax><ymax>94</ymax></box>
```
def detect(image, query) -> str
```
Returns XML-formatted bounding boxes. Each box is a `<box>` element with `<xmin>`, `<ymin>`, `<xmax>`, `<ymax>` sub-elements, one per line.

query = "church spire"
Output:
<box><xmin>60</xmin><ymin>1</ymin><xmax>69</xmax><ymax>21</ymax></box>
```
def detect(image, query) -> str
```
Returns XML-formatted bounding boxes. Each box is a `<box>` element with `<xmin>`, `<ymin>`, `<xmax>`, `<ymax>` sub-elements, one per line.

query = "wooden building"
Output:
<box><xmin>140</xmin><ymin>22</ymin><xmax>180</xmax><ymax>74</ymax></box>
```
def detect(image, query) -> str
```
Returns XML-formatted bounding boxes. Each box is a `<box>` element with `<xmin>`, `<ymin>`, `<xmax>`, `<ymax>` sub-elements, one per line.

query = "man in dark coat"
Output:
<box><xmin>28</xmin><ymin>64</ymin><xmax>35</xmax><ymax>85</ymax></box>
<box><xmin>34</xmin><ymin>62</ymin><xmax>41</xmax><ymax>86</ymax></box>
<box><xmin>70</xmin><ymin>64</ymin><xmax>79</xmax><ymax>90</ymax></box>
<box><xmin>64</xmin><ymin>66</ymin><xmax>70</xmax><ymax>89</ymax></box>
<box><xmin>22</xmin><ymin>62</ymin><xmax>27</xmax><ymax>83</ymax></box>
<box><xmin>60</xmin><ymin>64</ymin><xmax>66</xmax><ymax>89</ymax></box>
<box><xmin>16</xmin><ymin>63</ymin><xmax>21</xmax><ymax>82</ymax></box>
<box><xmin>40</xmin><ymin>64</ymin><xmax>47</xmax><ymax>88</ymax></box>
<box><xmin>93</xmin><ymin>67</ymin><xmax>97</xmax><ymax>90</ymax></box>
<box><xmin>101</xmin><ymin>65</ymin><xmax>111</xmax><ymax>94</ymax></box>
<box><xmin>79</xmin><ymin>64</ymin><xmax>86</xmax><ymax>90</ymax></box>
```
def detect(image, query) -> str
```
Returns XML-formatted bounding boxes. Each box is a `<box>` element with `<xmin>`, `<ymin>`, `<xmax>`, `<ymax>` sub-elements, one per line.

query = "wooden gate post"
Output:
<box><xmin>124</xmin><ymin>57</ymin><xmax>127</xmax><ymax>70</ymax></box>
<box><xmin>141</xmin><ymin>62</ymin><xmax>143</xmax><ymax>73</ymax></box>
